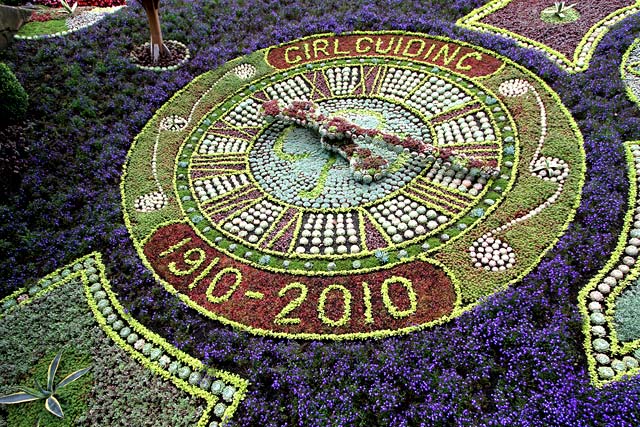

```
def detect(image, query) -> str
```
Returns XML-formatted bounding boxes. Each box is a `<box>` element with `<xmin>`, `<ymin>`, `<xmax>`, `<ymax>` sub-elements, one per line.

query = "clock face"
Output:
<box><xmin>181</xmin><ymin>60</ymin><xmax>507</xmax><ymax>268</ymax></box>
<box><xmin>123</xmin><ymin>32</ymin><xmax>585</xmax><ymax>339</ymax></box>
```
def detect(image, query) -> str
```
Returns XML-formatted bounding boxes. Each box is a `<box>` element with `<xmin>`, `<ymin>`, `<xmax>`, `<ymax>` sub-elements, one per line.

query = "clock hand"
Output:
<box><xmin>262</xmin><ymin>100</ymin><xmax>500</xmax><ymax>183</ymax></box>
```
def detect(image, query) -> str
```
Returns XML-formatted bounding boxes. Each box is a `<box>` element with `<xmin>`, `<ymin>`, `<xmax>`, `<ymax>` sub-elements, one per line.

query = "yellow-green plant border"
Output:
<box><xmin>457</xmin><ymin>0</ymin><xmax>640</xmax><ymax>73</ymax></box>
<box><xmin>0</xmin><ymin>252</ymin><xmax>249</xmax><ymax>426</ymax></box>
<box><xmin>578</xmin><ymin>142</ymin><xmax>640</xmax><ymax>387</ymax></box>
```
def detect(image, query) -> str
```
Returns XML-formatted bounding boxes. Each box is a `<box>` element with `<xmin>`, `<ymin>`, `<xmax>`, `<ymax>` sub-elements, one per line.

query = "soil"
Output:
<box><xmin>129</xmin><ymin>40</ymin><xmax>189</xmax><ymax>69</ymax></box>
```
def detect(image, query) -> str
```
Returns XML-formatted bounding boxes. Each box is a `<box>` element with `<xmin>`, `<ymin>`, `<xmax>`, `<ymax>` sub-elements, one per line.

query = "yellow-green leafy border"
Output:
<box><xmin>0</xmin><ymin>252</ymin><xmax>248</xmax><ymax>426</ymax></box>
<box><xmin>578</xmin><ymin>142</ymin><xmax>640</xmax><ymax>387</ymax></box>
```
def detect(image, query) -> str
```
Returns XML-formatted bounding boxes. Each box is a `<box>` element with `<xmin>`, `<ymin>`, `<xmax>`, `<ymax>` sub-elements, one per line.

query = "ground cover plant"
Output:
<box><xmin>11</xmin><ymin>0</ymin><xmax>125</xmax><ymax>40</ymax></box>
<box><xmin>0</xmin><ymin>254</ymin><xmax>243</xmax><ymax>426</ymax></box>
<box><xmin>1</xmin><ymin>0</ymin><xmax>640</xmax><ymax>425</ymax></box>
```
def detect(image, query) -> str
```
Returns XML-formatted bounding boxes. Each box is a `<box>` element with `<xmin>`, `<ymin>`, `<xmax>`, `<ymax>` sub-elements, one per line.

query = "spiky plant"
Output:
<box><xmin>553</xmin><ymin>2</ymin><xmax>576</xmax><ymax>19</ymax></box>
<box><xmin>58</xmin><ymin>0</ymin><xmax>78</xmax><ymax>14</ymax></box>
<box><xmin>0</xmin><ymin>350</ymin><xmax>91</xmax><ymax>418</ymax></box>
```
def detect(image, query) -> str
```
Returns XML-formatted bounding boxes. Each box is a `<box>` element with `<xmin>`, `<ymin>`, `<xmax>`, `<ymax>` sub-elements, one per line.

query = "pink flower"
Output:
<box><xmin>468</xmin><ymin>158</ymin><xmax>484</xmax><ymax>168</ymax></box>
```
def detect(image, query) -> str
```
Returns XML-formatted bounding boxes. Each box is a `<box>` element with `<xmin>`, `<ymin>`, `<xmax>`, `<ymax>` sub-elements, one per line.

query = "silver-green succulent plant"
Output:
<box><xmin>0</xmin><ymin>350</ymin><xmax>91</xmax><ymax>418</ymax></box>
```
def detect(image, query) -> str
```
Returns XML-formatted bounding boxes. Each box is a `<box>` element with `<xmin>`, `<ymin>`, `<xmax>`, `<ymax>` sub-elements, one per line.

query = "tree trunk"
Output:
<box><xmin>141</xmin><ymin>0</ymin><xmax>170</xmax><ymax>63</ymax></box>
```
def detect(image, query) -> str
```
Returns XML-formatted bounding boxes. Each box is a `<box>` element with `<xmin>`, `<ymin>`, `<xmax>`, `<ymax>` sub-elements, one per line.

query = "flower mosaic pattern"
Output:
<box><xmin>230</xmin><ymin>63</ymin><xmax>256</xmax><ymax>80</ymax></box>
<box><xmin>122</xmin><ymin>32</ymin><xmax>585</xmax><ymax>339</ymax></box>
<box><xmin>580</xmin><ymin>143</ymin><xmax>640</xmax><ymax>386</ymax></box>
<box><xmin>160</xmin><ymin>115</ymin><xmax>189</xmax><ymax>131</ymax></box>
<box><xmin>457</xmin><ymin>0</ymin><xmax>640</xmax><ymax>73</ymax></box>
<box><xmin>0</xmin><ymin>253</ymin><xmax>248</xmax><ymax>426</ymax></box>
<box><xmin>15</xmin><ymin>6</ymin><xmax>125</xmax><ymax>40</ymax></box>
<box><xmin>581</xmin><ymin>43</ymin><xmax>640</xmax><ymax>387</ymax></box>
<box><xmin>623</xmin><ymin>37</ymin><xmax>640</xmax><ymax>105</ymax></box>
<box><xmin>250</xmin><ymin>98</ymin><xmax>434</xmax><ymax>208</ymax></box>
<box><xmin>467</xmin><ymin>78</ymin><xmax>571</xmax><ymax>271</ymax></box>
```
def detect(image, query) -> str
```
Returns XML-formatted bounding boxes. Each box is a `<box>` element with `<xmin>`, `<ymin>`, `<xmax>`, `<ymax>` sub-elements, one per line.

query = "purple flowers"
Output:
<box><xmin>1</xmin><ymin>0</ymin><xmax>640</xmax><ymax>426</ymax></box>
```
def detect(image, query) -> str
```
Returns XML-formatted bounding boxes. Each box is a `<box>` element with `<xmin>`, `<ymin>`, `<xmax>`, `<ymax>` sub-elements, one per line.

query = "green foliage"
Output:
<box><xmin>17</xmin><ymin>19</ymin><xmax>67</xmax><ymax>37</ymax></box>
<box><xmin>614</xmin><ymin>280</ymin><xmax>640</xmax><ymax>342</ymax></box>
<box><xmin>0</xmin><ymin>277</ymin><xmax>208</xmax><ymax>426</ymax></box>
<box><xmin>0</xmin><ymin>63</ymin><xmax>28</xmax><ymax>125</ymax></box>
<box><xmin>540</xmin><ymin>2</ymin><xmax>580</xmax><ymax>24</ymax></box>
<box><xmin>78</xmin><ymin>334</ymin><xmax>205</xmax><ymax>427</ymax></box>
<box><xmin>0</xmin><ymin>279</ymin><xmax>97</xmax><ymax>378</ymax></box>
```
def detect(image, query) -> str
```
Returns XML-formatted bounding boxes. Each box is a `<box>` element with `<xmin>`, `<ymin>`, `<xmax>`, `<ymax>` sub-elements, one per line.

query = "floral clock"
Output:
<box><xmin>122</xmin><ymin>32</ymin><xmax>585</xmax><ymax>339</ymax></box>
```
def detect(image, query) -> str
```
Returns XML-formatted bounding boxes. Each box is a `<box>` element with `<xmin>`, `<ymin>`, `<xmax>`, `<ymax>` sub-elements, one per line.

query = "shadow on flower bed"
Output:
<box><xmin>0</xmin><ymin>61</ymin><xmax>29</xmax><ymax>197</ymax></box>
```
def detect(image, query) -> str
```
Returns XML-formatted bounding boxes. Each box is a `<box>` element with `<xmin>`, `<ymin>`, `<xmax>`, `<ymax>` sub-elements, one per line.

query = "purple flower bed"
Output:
<box><xmin>1</xmin><ymin>0</ymin><xmax>640</xmax><ymax>425</ymax></box>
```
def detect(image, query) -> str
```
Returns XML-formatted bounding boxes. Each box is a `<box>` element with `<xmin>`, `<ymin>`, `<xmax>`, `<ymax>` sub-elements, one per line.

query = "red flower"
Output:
<box><xmin>365</xmin><ymin>128</ymin><xmax>379</xmax><ymax>138</ymax></box>
<box><xmin>262</xmin><ymin>100</ymin><xmax>281</xmax><ymax>117</ymax></box>
<box><xmin>382</xmin><ymin>133</ymin><xmax>401</xmax><ymax>146</ymax></box>
<box><xmin>440</xmin><ymin>148</ymin><xmax>453</xmax><ymax>160</ymax></box>
<box><xmin>468</xmin><ymin>158</ymin><xmax>484</xmax><ymax>168</ymax></box>
<box><xmin>355</xmin><ymin>148</ymin><xmax>372</xmax><ymax>157</ymax></box>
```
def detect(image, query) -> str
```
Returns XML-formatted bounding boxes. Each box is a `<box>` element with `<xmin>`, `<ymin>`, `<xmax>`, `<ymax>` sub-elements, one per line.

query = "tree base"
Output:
<box><xmin>129</xmin><ymin>40</ymin><xmax>189</xmax><ymax>71</ymax></box>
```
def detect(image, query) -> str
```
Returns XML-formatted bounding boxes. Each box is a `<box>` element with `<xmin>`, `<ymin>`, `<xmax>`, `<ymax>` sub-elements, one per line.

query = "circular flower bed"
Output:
<box><xmin>122</xmin><ymin>31</ymin><xmax>585</xmax><ymax>339</ymax></box>
<box><xmin>129</xmin><ymin>39</ymin><xmax>190</xmax><ymax>71</ymax></box>
<box><xmin>15</xmin><ymin>5</ymin><xmax>125</xmax><ymax>40</ymax></box>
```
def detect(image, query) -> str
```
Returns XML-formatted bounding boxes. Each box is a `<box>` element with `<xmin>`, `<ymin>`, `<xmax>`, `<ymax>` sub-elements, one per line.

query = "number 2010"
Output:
<box><xmin>274</xmin><ymin>277</ymin><xmax>417</xmax><ymax>327</ymax></box>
